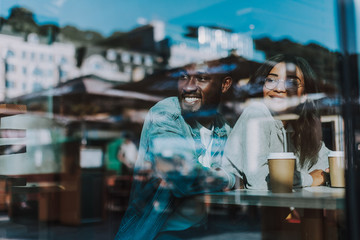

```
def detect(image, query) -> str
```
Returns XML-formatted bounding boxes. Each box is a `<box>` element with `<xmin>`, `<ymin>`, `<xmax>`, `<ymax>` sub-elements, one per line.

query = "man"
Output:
<box><xmin>117</xmin><ymin>133</ymin><xmax>138</xmax><ymax>175</ymax></box>
<box><xmin>115</xmin><ymin>58</ymin><xmax>236</xmax><ymax>240</ymax></box>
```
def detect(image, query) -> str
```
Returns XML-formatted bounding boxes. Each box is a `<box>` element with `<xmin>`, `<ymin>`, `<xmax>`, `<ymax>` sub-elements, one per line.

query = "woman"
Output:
<box><xmin>223</xmin><ymin>54</ymin><xmax>330</xmax><ymax>190</ymax></box>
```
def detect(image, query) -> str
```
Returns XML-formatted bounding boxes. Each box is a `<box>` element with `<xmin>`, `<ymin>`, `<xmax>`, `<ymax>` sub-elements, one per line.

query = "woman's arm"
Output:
<box><xmin>294</xmin><ymin>142</ymin><xmax>331</xmax><ymax>187</ymax></box>
<box><xmin>222</xmin><ymin>102</ymin><xmax>274</xmax><ymax>190</ymax></box>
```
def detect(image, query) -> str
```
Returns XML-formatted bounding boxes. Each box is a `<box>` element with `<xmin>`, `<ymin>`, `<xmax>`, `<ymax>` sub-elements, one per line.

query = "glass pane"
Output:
<box><xmin>0</xmin><ymin>0</ymin><xmax>355</xmax><ymax>239</ymax></box>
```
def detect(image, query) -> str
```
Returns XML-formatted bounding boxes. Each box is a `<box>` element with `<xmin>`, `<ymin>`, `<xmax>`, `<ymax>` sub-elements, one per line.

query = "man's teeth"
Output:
<box><xmin>184</xmin><ymin>97</ymin><xmax>199</xmax><ymax>103</ymax></box>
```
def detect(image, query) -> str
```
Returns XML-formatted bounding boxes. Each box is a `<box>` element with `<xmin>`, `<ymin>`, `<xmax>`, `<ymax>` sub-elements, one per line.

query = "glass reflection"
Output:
<box><xmin>0</xmin><ymin>1</ymin><xmax>350</xmax><ymax>240</ymax></box>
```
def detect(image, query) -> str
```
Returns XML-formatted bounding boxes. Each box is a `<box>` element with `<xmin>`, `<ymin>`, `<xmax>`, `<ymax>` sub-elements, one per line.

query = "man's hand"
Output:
<box><xmin>310</xmin><ymin>169</ymin><xmax>328</xmax><ymax>186</ymax></box>
<box><xmin>155</xmin><ymin>157</ymin><xmax>179</xmax><ymax>173</ymax></box>
<box><xmin>152</xmin><ymin>137</ymin><xmax>196</xmax><ymax>176</ymax></box>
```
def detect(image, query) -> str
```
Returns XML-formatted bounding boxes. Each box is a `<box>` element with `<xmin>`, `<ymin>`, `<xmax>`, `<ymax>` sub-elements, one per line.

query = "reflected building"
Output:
<box><xmin>168</xmin><ymin>26</ymin><xmax>255</xmax><ymax>67</ymax></box>
<box><xmin>0</xmin><ymin>18</ymin><xmax>169</xmax><ymax>102</ymax></box>
<box><xmin>0</xmin><ymin>18</ymin><xmax>257</xmax><ymax>99</ymax></box>
<box><xmin>76</xmin><ymin>21</ymin><xmax>169</xmax><ymax>83</ymax></box>
<box><xmin>0</xmin><ymin>33</ymin><xmax>78</xmax><ymax>101</ymax></box>
<box><xmin>79</xmin><ymin>47</ymin><xmax>158</xmax><ymax>83</ymax></box>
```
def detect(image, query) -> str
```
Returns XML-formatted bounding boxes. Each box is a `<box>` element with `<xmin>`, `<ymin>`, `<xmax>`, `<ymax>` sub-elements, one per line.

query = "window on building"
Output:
<box><xmin>5</xmin><ymin>79</ymin><xmax>14</xmax><ymax>88</ymax></box>
<box><xmin>5</xmin><ymin>64</ymin><xmax>15</xmax><ymax>72</ymax></box>
<box><xmin>33</xmin><ymin>67</ymin><xmax>43</xmax><ymax>76</ymax></box>
<box><xmin>32</xmin><ymin>82</ymin><xmax>43</xmax><ymax>92</ymax></box>
<box><xmin>6</xmin><ymin>49</ymin><xmax>15</xmax><ymax>58</ymax></box>
<box><xmin>59</xmin><ymin>70</ymin><xmax>67</xmax><ymax>78</ymax></box>
<box><xmin>60</xmin><ymin>56</ymin><xmax>67</xmax><ymax>64</ymax></box>
<box><xmin>144</xmin><ymin>56</ymin><xmax>153</xmax><ymax>66</ymax></box>
<box><xmin>121</xmin><ymin>53</ymin><xmax>131</xmax><ymax>63</ymax></box>
<box><xmin>133</xmin><ymin>54</ymin><xmax>142</xmax><ymax>65</ymax></box>
<box><xmin>124</xmin><ymin>65</ymin><xmax>132</xmax><ymax>73</ymax></box>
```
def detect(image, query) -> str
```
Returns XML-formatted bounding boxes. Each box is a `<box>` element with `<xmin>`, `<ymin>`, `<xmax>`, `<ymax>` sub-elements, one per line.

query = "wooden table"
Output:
<box><xmin>197</xmin><ymin>187</ymin><xmax>345</xmax><ymax>240</ymax></box>
<box><xmin>197</xmin><ymin>186</ymin><xmax>345</xmax><ymax>210</ymax></box>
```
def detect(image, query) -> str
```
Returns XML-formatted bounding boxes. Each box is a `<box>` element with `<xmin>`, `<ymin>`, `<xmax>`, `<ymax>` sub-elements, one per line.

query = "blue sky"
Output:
<box><xmin>0</xmin><ymin>0</ymin><xmax>340</xmax><ymax>50</ymax></box>
<box><xmin>0</xmin><ymin>0</ymin><xmax>226</xmax><ymax>33</ymax></box>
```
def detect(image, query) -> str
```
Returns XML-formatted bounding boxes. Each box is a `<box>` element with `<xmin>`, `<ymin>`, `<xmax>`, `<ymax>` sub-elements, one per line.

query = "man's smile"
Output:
<box><xmin>183</xmin><ymin>96</ymin><xmax>201</xmax><ymax>104</ymax></box>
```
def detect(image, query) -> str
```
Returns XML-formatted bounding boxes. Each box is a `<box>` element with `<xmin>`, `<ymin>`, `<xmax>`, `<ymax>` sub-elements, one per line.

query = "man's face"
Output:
<box><xmin>177</xmin><ymin>64</ymin><xmax>229</xmax><ymax>113</ymax></box>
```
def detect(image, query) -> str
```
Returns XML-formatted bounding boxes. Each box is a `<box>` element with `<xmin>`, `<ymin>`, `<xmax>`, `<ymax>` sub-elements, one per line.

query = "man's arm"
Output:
<box><xmin>147</xmin><ymin>110</ymin><xmax>234</xmax><ymax>197</ymax></box>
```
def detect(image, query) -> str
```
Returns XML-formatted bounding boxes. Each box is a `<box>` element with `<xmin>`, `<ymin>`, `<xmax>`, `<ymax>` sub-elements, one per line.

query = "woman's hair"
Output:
<box><xmin>248</xmin><ymin>54</ymin><xmax>322</xmax><ymax>169</ymax></box>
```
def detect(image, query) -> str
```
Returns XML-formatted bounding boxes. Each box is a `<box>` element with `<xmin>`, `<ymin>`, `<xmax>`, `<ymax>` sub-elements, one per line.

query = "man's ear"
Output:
<box><xmin>221</xmin><ymin>76</ymin><xmax>233</xmax><ymax>94</ymax></box>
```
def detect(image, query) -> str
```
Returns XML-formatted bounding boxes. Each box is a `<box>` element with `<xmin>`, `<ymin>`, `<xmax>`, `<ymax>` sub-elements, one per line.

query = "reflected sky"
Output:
<box><xmin>0</xmin><ymin>0</ymin><xmax>339</xmax><ymax>50</ymax></box>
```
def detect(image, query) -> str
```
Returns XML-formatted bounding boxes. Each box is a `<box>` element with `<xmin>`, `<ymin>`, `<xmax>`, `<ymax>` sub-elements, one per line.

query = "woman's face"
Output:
<box><xmin>263</xmin><ymin>62</ymin><xmax>305</xmax><ymax>113</ymax></box>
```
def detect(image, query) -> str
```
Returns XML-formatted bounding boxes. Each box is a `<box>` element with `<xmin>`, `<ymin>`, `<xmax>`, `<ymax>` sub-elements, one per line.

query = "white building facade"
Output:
<box><xmin>80</xmin><ymin>48</ymin><xmax>156</xmax><ymax>83</ymax></box>
<box><xmin>168</xmin><ymin>26</ymin><xmax>254</xmax><ymax>67</ymax></box>
<box><xmin>0</xmin><ymin>33</ymin><xmax>78</xmax><ymax>100</ymax></box>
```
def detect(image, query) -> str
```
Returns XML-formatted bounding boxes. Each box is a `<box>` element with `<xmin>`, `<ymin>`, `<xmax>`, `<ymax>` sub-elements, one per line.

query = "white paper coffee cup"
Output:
<box><xmin>268</xmin><ymin>152</ymin><xmax>296</xmax><ymax>193</ymax></box>
<box><xmin>328</xmin><ymin>151</ymin><xmax>345</xmax><ymax>188</ymax></box>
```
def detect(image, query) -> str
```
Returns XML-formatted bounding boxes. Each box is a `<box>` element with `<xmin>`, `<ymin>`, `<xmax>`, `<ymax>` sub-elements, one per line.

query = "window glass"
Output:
<box><xmin>133</xmin><ymin>54</ymin><xmax>142</xmax><ymax>65</ymax></box>
<box><xmin>0</xmin><ymin>1</ymin><xmax>357</xmax><ymax>240</ymax></box>
<box><xmin>33</xmin><ymin>67</ymin><xmax>43</xmax><ymax>76</ymax></box>
<box><xmin>144</xmin><ymin>55</ymin><xmax>153</xmax><ymax>66</ymax></box>
<box><xmin>6</xmin><ymin>49</ymin><xmax>15</xmax><ymax>58</ymax></box>
<box><xmin>5</xmin><ymin>63</ymin><xmax>15</xmax><ymax>72</ymax></box>
<box><xmin>121</xmin><ymin>53</ymin><xmax>131</xmax><ymax>63</ymax></box>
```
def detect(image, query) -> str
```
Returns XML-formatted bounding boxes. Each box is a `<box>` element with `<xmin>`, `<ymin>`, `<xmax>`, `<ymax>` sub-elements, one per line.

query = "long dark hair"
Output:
<box><xmin>248</xmin><ymin>54</ymin><xmax>322</xmax><ymax>169</ymax></box>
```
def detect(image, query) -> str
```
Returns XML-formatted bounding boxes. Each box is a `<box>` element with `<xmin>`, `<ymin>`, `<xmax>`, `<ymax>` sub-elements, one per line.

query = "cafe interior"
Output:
<box><xmin>0</xmin><ymin>1</ymin><xmax>359</xmax><ymax>240</ymax></box>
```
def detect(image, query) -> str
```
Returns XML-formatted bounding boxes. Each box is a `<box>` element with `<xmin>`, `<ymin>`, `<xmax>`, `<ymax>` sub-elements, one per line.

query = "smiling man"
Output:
<box><xmin>115</xmin><ymin>58</ymin><xmax>236</xmax><ymax>240</ymax></box>
<box><xmin>178</xmin><ymin>61</ymin><xmax>231</xmax><ymax>128</ymax></box>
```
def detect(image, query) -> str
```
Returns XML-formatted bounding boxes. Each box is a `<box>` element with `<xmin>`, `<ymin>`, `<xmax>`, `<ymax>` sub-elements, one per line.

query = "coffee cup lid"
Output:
<box><xmin>267</xmin><ymin>152</ymin><xmax>296</xmax><ymax>160</ymax></box>
<box><xmin>328</xmin><ymin>151</ymin><xmax>344</xmax><ymax>157</ymax></box>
